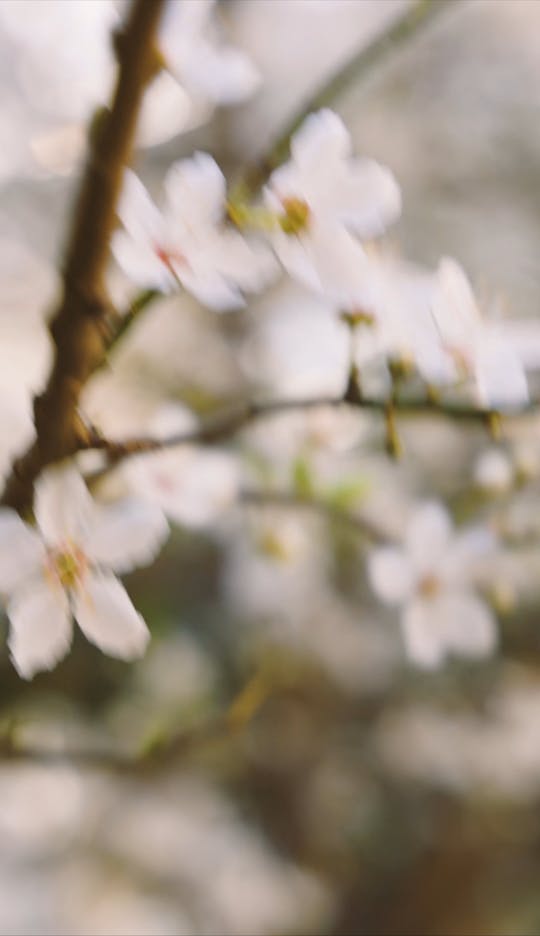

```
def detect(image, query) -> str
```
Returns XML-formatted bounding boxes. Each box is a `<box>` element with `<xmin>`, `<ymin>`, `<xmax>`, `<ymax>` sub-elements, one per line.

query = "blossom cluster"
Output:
<box><xmin>1</xmin><ymin>3</ymin><xmax>537</xmax><ymax>679</ymax></box>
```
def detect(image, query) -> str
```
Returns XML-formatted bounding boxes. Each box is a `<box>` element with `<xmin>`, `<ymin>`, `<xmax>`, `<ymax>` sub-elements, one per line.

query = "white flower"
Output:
<box><xmin>112</xmin><ymin>153</ymin><xmax>277</xmax><ymax>310</ymax></box>
<box><xmin>429</xmin><ymin>258</ymin><xmax>531</xmax><ymax>408</ymax></box>
<box><xmin>474</xmin><ymin>448</ymin><xmax>514</xmax><ymax>494</ymax></box>
<box><xmin>263</xmin><ymin>110</ymin><xmax>401</xmax><ymax>299</ymax></box>
<box><xmin>124</xmin><ymin>404</ymin><xmax>241</xmax><ymax>529</ymax></box>
<box><xmin>0</xmin><ymin>463</ymin><xmax>169</xmax><ymax>679</ymax></box>
<box><xmin>368</xmin><ymin>501</ymin><xmax>497</xmax><ymax>668</ymax></box>
<box><xmin>348</xmin><ymin>255</ymin><xmax>445</xmax><ymax>389</ymax></box>
<box><xmin>160</xmin><ymin>0</ymin><xmax>260</xmax><ymax>108</ymax></box>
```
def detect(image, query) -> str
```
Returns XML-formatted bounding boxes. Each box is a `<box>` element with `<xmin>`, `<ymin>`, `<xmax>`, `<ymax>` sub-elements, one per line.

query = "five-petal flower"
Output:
<box><xmin>263</xmin><ymin>109</ymin><xmax>401</xmax><ymax>299</ymax></box>
<box><xmin>368</xmin><ymin>501</ymin><xmax>497</xmax><ymax>669</ymax></box>
<box><xmin>113</xmin><ymin>152</ymin><xmax>277</xmax><ymax>310</ymax></box>
<box><xmin>124</xmin><ymin>404</ymin><xmax>241</xmax><ymax>529</ymax></box>
<box><xmin>429</xmin><ymin>258</ymin><xmax>531</xmax><ymax>408</ymax></box>
<box><xmin>0</xmin><ymin>463</ymin><xmax>169</xmax><ymax>679</ymax></box>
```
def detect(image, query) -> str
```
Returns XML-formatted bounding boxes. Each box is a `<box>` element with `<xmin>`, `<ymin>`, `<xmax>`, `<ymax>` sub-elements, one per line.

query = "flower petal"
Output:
<box><xmin>273</xmin><ymin>221</ymin><xmax>369</xmax><ymax>300</ymax></box>
<box><xmin>117</xmin><ymin>169</ymin><xmax>164</xmax><ymax>244</ymax></box>
<box><xmin>334</xmin><ymin>158</ymin><xmax>401</xmax><ymax>238</ymax></box>
<box><xmin>367</xmin><ymin>547</ymin><xmax>414</xmax><ymax>605</ymax></box>
<box><xmin>431</xmin><ymin>257</ymin><xmax>481</xmax><ymax>347</ymax></box>
<box><xmin>406</xmin><ymin>501</ymin><xmax>452</xmax><ymax>574</ymax></box>
<box><xmin>475</xmin><ymin>339</ymin><xmax>528</xmax><ymax>410</ymax></box>
<box><xmin>0</xmin><ymin>510</ymin><xmax>45</xmax><ymax>593</ymax></box>
<box><xmin>8</xmin><ymin>578</ymin><xmax>72</xmax><ymax>679</ymax></box>
<box><xmin>439</xmin><ymin>591</ymin><xmax>497</xmax><ymax>659</ymax></box>
<box><xmin>111</xmin><ymin>230</ymin><xmax>175</xmax><ymax>292</ymax></box>
<box><xmin>164</xmin><ymin>153</ymin><xmax>226</xmax><ymax>231</ymax></box>
<box><xmin>74</xmin><ymin>572</ymin><xmax>149</xmax><ymax>660</ymax></box>
<box><xmin>82</xmin><ymin>498</ymin><xmax>169</xmax><ymax>575</ymax></box>
<box><xmin>179</xmin><ymin>268</ymin><xmax>245</xmax><ymax>310</ymax></box>
<box><xmin>402</xmin><ymin>598</ymin><xmax>446</xmax><ymax>669</ymax></box>
<box><xmin>291</xmin><ymin>110</ymin><xmax>351</xmax><ymax>171</ymax></box>
<box><xmin>178</xmin><ymin>41</ymin><xmax>260</xmax><ymax>104</ymax></box>
<box><xmin>34</xmin><ymin>463</ymin><xmax>94</xmax><ymax>547</ymax></box>
<box><xmin>402</xmin><ymin>590</ymin><xmax>497</xmax><ymax>669</ymax></box>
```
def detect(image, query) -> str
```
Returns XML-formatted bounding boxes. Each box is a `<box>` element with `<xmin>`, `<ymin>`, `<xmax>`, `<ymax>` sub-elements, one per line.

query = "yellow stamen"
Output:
<box><xmin>279</xmin><ymin>197</ymin><xmax>310</xmax><ymax>235</ymax></box>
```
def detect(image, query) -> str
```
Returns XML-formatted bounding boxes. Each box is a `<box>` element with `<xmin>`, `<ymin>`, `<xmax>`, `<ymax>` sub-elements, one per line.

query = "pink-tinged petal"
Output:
<box><xmin>74</xmin><ymin>572</ymin><xmax>149</xmax><ymax>660</ymax></box>
<box><xmin>164</xmin><ymin>153</ymin><xmax>226</xmax><ymax>230</ymax></box>
<box><xmin>406</xmin><ymin>501</ymin><xmax>452</xmax><ymax>574</ymax></box>
<box><xmin>290</xmin><ymin>110</ymin><xmax>351</xmax><ymax>171</ymax></box>
<box><xmin>334</xmin><ymin>159</ymin><xmax>401</xmax><ymax>238</ymax></box>
<box><xmin>117</xmin><ymin>170</ymin><xmax>164</xmax><ymax>244</ymax></box>
<box><xmin>8</xmin><ymin>578</ymin><xmax>72</xmax><ymax>679</ymax></box>
<box><xmin>475</xmin><ymin>340</ymin><xmax>528</xmax><ymax>410</ymax></box>
<box><xmin>367</xmin><ymin>547</ymin><xmax>414</xmax><ymax>605</ymax></box>
<box><xmin>111</xmin><ymin>230</ymin><xmax>175</xmax><ymax>292</ymax></box>
<box><xmin>402</xmin><ymin>599</ymin><xmax>446</xmax><ymax>669</ymax></box>
<box><xmin>34</xmin><ymin>463</ymin><xmax>94</xmax><ymax>548</ymax></box>
<box><xmin>437</xmin><ymin>591</ymin><xmax>497</xmax><ymax>659</ymax></box>
<box><xmin>0</xmin><ymin>510</ymin><xmax>45</xmax><ymax>593</ymax></box>
<box><xmin>82</xmin><ymin>499</ymin><xmax>169</xmax><ymax>575</ymax></box>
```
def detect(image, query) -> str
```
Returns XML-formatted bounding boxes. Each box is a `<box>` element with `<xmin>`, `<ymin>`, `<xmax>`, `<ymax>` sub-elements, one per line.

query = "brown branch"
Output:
<box><xmin>82</xmin><ymin>384</ymin><xmax>538</xmax><ymax>469</ymax></box>
<box><xmin>1</xmin><ymin>0</ymin><xmax>166</xmax><ymax>515</ymax></box>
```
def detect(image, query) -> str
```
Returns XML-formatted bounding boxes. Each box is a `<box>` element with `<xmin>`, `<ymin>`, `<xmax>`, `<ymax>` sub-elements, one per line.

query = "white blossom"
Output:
<box><xmin>429</xmin><ymin>258</ymin><xmax>533</xmax><ymax>408</ymax></box>
<box><xmin>124</xmin><ymin>404</ymin><xmax>241</xmax><ymax>529</ymax></box>
<box><xmin>112</xmin><ymin>153</ymin><xmax>277</xmax><ymax>309</ymax></box>
<box><xmin>263</xmin><ymin>110</ymin><xmax>401</xmax><ymax>299</ymax></box>
<box><xmin>347</xmin><ymin>255</ymin><xmax>445</xmax><ymax>390</ymax></box>
<box><xmin>0</xmin><ymin>463</ymin><xmax>169</xmax><ymax>679</ymax></box>
<box><xmin>473</xmin><ymin>448</ymin><xmax>514</xmax><ymax>493</ymax></box>
<box><xmin>160</xmin><ymin>0</ymin><xmax>260</xmax><ymax>108</ymax></box>
<box><xmin>368</xmin><ymin>501</ymin><xmax>497</xmax><ymax>668</ymax></box>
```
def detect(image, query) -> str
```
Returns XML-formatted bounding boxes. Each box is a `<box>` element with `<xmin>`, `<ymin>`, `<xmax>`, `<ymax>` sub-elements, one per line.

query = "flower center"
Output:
<box><xmin>278</xmin><ymin>197</ymin><xmax>310</xmax><ymax>235</ymax></box>
<box><xmin>154</xmin><ymin>243</ymin><xmax>187</xmax><ymax>271</ymax></box>
<box><xmin>340</xmin><ymin>308</ymin><xmax>376</xmax><ymax>329</ymax></box>
<box><xmin>48</xmin><ymin>545</ymin><xmax>87</xmax><ymax>589</ymax></box>
<box><xmin>418</xmin><ymin>573</ymin><xmax>441</xmax><ymax>599</ymax></box>
<box><xmin>257</xmin><ymin>531</ymin><xmax>294</xmax><ymax>563</ymax></box>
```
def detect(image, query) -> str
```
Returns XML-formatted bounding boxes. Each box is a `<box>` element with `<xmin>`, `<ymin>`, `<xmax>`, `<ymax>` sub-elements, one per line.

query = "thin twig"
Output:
<box><xmin>82</xmin><ymin>386</ymin><xmax>538</xmax><ymax>467</ymax></box>
<box><xmin>239</xmin><ymin>0</ymin><xmax>456</xmax><ymax>193</ymax></box>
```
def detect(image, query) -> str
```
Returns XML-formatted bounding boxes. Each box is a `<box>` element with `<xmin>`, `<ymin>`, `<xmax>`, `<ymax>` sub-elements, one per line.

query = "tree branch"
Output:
<box><xmin>1</xmin><ymin>0</ymin><xmax>166</xmax><ymax>515</ymax></box>
<box><xmin>82</xmin><ymin>384</ymin><xmax>537</xmax><ymax>468</ymax></box>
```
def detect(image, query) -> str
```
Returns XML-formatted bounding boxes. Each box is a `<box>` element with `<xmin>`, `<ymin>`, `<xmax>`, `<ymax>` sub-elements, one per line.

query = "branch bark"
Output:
<box><xmin>1</xmin><ymin>0</ymin><xmax>166</xmax><ymax>514</ymax></box>
<box><xmin>82</xmin><ymin>388</ymin><xmax>533</xmax><ymax>468</ymax></box>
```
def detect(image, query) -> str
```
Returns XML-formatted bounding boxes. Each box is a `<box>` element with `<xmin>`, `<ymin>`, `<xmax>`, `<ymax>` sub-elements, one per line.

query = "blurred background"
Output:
<box><xmin>2</xmin><ymin>1</ymin><xmax>540</xmax><ymax>933</ymax></box>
